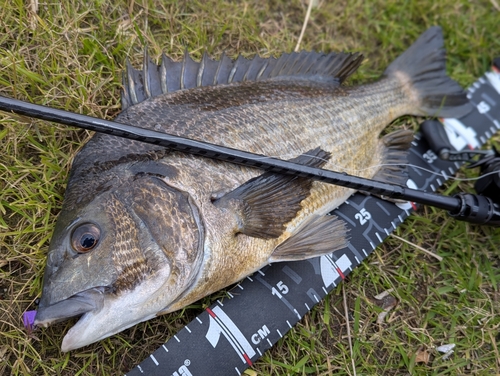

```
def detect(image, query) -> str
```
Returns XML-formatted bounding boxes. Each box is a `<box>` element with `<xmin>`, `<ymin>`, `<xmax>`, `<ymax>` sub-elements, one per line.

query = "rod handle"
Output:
<box><xmin>449</xmin><ymin>193</ymin><xmax>500</xmax><ymax>226</ymax></box>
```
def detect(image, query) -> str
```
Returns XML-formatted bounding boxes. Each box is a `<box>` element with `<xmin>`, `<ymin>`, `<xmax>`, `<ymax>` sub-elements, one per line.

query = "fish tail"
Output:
<box><xmin>384</xmin><ymin>26</ymin><xmax>472</xmax><ymax>118</ymax></box>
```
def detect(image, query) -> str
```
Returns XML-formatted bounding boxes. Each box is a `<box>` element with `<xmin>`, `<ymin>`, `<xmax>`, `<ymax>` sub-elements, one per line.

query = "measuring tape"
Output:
<box><xmin>125</xmin><ymin>68</ymin><xmax>500</xmax><ymax>376</ymax></box>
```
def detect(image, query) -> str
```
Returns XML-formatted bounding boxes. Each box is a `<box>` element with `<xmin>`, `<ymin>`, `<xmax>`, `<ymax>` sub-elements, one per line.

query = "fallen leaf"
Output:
<box><xmin>415</xmin><ymin>347</ymin><xmax>430</xmax><ymax>364</ymax></box>
<box><xmin>372</xmin><ymin>290</ymin><xmax>398</xmax><ymax>324</ymax></box>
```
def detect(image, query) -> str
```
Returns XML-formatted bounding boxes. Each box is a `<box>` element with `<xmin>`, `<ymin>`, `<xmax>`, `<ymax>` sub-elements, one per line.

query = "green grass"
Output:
<box><xmin>1</xmin><ymin>0</ymin><xmax>500</xmax><ymax>375</ymax></box>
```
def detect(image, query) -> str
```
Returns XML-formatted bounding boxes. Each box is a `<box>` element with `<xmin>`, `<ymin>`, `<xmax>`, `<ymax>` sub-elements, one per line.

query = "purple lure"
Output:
<box><xmin>23</xmin><ymin>310</ymin><xmax>37</xmax><ymax>330</ymax></box>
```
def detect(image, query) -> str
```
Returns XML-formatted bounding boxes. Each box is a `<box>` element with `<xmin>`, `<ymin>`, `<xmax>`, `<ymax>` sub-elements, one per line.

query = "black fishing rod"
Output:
<box><xmin>1</xmin><ymin>94</ymin><xmax>499</xmax><ymax>226</ymax></box>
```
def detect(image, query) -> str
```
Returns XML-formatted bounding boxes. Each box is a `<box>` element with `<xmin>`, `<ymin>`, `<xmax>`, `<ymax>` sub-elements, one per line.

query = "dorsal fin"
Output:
<box><xmin>121</xmin><ymin>50</ymin><xmax>363</xmax><ymax>110</ymax></box>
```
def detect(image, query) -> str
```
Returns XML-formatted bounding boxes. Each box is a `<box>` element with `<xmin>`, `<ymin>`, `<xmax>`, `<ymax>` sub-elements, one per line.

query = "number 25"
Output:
<box><xmin>354</xmin><ymin>208</ymin><xmax>371</xmax><ymax>225</ymax></box>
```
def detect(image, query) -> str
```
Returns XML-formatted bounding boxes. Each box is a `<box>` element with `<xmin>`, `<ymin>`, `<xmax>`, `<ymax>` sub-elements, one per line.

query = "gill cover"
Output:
<box><xmin>35</xmin><ymin>172</ymin><xmax>204</xmax><ymax>334</ymax></box>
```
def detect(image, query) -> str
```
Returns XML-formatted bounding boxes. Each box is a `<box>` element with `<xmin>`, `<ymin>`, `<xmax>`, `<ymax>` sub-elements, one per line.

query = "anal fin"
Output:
<box><xmin>270</xmin><ymin>215</ymin><xmax>348</xmax><ymax>262</ymax></box>
<box><xmin>372</xmin><ymin>129</ymin><xmax>414</xmax><ymax>186</ymax></box>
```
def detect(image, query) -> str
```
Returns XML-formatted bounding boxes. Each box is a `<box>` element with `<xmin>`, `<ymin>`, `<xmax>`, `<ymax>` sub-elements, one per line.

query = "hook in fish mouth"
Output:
<box><xmin>34</xmin><ymin>287</ymin><xmax>107</xmax><ymax>327</ymax></box>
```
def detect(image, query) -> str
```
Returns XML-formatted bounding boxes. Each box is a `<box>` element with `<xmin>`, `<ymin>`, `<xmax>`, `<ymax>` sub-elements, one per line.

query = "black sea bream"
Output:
<box><xmin>34</xmin><ymin>26</ymin><xmax>471</xmax><ymax>351</ymax></box>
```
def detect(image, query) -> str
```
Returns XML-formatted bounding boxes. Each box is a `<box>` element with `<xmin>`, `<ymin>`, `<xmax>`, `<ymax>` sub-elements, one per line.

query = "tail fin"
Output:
<box><xmin>384</xmin><ymin>26</ymin><xmax>472</xmax><ymax>118</ymax></box>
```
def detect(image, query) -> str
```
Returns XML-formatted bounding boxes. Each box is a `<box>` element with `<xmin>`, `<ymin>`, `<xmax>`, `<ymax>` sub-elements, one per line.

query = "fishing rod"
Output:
<box><xmin>8</xmin><ymin>63</ymin><xmax>500</xmax><ymax>376</ymax></box>
<box><xmin>0</xmin><ymin>94</ymin><xmax>499</xmax><ymax>226</ymax></box>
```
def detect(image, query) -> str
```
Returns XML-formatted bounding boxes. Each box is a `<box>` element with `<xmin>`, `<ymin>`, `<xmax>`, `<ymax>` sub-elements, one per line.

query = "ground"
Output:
<box><xmin>1</xmin><ymin>0</ymin><xmax>500</xmax><ymax>375</ymax></box>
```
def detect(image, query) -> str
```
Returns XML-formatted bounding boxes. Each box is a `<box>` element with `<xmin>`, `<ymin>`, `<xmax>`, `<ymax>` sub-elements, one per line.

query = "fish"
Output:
<box><xmin>33</xmin><ymin>26</ymin><xmax>472</xmax><ymax>352</ymax></box>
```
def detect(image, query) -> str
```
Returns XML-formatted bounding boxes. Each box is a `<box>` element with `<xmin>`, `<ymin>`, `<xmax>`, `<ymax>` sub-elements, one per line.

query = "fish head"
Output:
<box><xmin>35</xmin><ymin>170</ymin><xmax>204</xmax><ymax>351</ymax></box>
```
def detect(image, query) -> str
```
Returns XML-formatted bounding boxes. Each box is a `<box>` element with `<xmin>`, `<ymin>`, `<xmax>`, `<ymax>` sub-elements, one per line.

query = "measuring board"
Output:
<box><xmin>125</xmin><ymin>66</ymin><xmax>500</xmax><ymax>376</ymax></box>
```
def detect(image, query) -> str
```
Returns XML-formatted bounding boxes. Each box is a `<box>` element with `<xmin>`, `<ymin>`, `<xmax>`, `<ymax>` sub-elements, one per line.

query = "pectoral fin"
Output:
<box><xmin>212</xmin><ymin>148</ymin><xmax>331</xmax><ymax>239</ymax></box>
<box><xmin>270</xmin><ymin>215</ymin><xmax>348</xmax><ymax>261</ymax></box>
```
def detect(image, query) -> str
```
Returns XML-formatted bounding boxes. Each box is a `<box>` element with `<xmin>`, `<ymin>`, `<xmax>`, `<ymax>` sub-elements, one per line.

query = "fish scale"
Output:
<box><xmin>33</xmin><ymin>26</ymin><xmax>473</xmax><ymax>352</ymax></box>
<box><xmin>124</xmin><ymin>67</ymin><xmax>500</xmax><ymax>375</ymax></box>
<box><xmin>67</xmin><ymin>79</ymin><xmax>403</xmax><ymax>226</ymax></box>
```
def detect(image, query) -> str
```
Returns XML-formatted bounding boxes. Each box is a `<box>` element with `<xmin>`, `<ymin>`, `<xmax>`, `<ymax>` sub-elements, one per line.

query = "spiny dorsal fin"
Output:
<box><xmin>181</xmin><ymin>50</ymin><xmax>199</xmax><ymax>90</ymax></box>
<box><xmin>121</xmin><ymin>50</ymin><xmax>363</xmax><ymax>110</ymax></box>
<box><xmin>121</xmin><ymin>51</ymin><xmax>164</xmax><ymax>108</ymax></box>
<box><xmin>212</xmin><ymin>148</ymin><xmax>331</xmax><ymax>239</ymax></box>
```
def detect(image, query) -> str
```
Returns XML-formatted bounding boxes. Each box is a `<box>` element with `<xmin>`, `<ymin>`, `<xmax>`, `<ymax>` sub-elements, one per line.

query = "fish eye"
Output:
<box><xmin>71</xmin><ymin>223</ymin><xmax>101</xmax><ymax>253</ymax></box>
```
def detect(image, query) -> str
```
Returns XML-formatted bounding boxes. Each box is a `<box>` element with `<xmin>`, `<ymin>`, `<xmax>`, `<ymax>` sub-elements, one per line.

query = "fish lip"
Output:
<box><xmin>34</xmin><ymin>287</ymin><xmax>106</xmax><ymax>327</ymax></box>
<box><xmin>60</xmin><ymin>312</ymin><xmax>93</xmax><ymax>352</ymax></box>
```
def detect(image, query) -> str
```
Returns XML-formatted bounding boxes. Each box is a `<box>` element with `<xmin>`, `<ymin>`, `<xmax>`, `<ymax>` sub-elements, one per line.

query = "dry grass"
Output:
<box><xmin>1</xmin><ymin>0</ymin><xmax>500</xmax><ymax>375</ymax></box>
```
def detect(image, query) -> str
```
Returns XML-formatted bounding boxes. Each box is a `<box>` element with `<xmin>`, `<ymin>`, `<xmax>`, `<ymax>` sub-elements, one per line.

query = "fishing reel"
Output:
<box><xmin>417</xmin><ymin>56</ymin><xmax>500</xmax><ymax>224</ymax></box>
<box><xmin>420</xmin><ymin>119</ymin><xmax>500</xmax><ymax>224</ymax></box>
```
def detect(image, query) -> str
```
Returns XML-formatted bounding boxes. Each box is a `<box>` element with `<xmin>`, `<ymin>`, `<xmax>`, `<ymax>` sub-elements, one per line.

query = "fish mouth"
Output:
<box><xmin>60</xmin><ymin>309</ymin><xmax>104</xmax><ymax>352</ymax></box>
<box><xmin>34</xmin><ymin>287</ymin><xmax>106</xmax><ymax>327</ymax></box>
